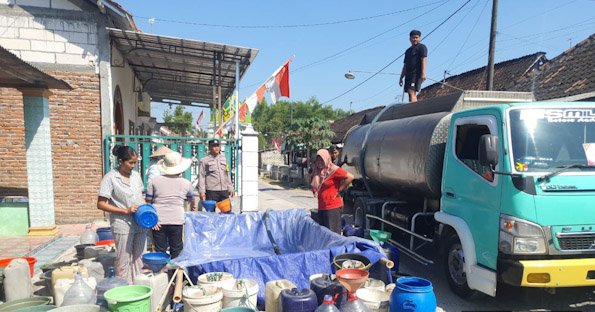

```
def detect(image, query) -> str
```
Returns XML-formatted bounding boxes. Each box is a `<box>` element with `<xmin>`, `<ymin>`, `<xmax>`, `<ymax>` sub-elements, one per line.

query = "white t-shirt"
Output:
<box><xmin>146</xmin><ymin>175</ymin><xmax>193</xmax><ymax>225</ymax></box>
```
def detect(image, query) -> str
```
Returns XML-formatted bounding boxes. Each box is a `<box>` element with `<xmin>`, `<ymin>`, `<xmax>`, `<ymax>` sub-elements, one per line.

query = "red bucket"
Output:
<box><xmin>0</xmin><ymin>256</ymin><xmax>37</xmax><ymax>277</ymax></box>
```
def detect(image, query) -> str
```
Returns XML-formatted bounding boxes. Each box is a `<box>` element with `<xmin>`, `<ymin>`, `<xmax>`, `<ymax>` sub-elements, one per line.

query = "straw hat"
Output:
<box><xmin>150</xmin><ymin>146</ymin><xmax>172</xmax><ymax>158</ymax></box>
<box><xmin>157</xmin><ymin>151</ymin><xmax>192</xmax><ymax>175</ymax></box>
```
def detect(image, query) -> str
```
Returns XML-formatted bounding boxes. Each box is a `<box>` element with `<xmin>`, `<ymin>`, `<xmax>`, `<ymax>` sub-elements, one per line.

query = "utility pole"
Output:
<box><xmin>486</xmin><ymin>0</ymin><xmax>498</xmax><ymax>90</ymax></box>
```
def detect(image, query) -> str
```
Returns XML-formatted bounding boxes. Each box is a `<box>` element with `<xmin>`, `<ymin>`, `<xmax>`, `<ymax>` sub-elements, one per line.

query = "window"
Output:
<box><xmin>455</xmin><ymin>124</ymin><xmax>494</xmax><ymax>182</ymax></box>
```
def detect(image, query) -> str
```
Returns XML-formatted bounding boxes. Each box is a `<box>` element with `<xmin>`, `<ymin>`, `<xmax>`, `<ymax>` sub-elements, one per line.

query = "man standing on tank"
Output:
<box><xmin>399</xmin><ymin>30</ymin><xmax>427</xmax><ymax>102</ymax></box>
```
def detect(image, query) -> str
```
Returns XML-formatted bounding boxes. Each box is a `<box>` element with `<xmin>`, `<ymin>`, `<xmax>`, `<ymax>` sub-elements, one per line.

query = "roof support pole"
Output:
<box><xmin>234</xmin><ymin>60</ymin><xmax>240</xmax><ymax>141</ymax></box>
<box><xmin>212</xmin><ymin>53</ymin><xmax>217</xmax><ymax>130</ymax></box>
<box><xmin>217</xmin><ymin>53</ymin><xmax>223</xmax><ymax>131</ymax></box>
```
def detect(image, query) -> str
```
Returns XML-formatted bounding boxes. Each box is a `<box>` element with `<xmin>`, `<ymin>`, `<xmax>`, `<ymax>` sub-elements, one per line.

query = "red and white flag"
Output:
<box><xmin>265</xmin><ymin>56</ymin><xmax>293</xmax><ymax>104</ymax></box>
<box><xmin>195</xmin><ymin>110</ymin><xmax>204</xmax><ymax>129</ymax></box>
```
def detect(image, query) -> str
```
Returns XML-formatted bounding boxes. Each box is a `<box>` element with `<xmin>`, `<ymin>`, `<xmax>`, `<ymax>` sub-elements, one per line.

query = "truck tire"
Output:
<box><xmin>443</xmin><ymin>233</ymin><xmax>482</xmax><ymax>300</ymax></box>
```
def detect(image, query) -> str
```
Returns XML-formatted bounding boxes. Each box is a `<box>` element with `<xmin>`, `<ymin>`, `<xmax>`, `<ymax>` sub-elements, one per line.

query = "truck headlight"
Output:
<box><xmin>499</xmin><ymin>215</ymin><xmax>547</xmax><ymax>255</ymax></box>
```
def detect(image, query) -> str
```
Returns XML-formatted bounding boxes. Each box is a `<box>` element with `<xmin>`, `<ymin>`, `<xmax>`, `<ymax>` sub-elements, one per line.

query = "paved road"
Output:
<box><xmin>257</xmin><ymin>179</ymin><xmax>595</xmax><ymax>311</ymax></box>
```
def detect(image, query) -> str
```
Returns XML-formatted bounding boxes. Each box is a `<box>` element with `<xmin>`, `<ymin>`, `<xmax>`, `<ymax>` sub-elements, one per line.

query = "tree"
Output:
<box><xmin>286</xmin><ymin>117</ymin><xmax>334</xmax><ymax>158</ymax></box>
<box><xmin>163</xmin><ymin>105</ymin><xmax>193</xmax><ymax>135</ymax></box>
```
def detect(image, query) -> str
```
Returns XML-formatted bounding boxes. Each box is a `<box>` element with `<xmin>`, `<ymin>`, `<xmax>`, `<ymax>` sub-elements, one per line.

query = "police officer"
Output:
<box><xmin>198</xmin><ymin>139</ymin><xmax>234</xmax><ymax>203</ymax></box>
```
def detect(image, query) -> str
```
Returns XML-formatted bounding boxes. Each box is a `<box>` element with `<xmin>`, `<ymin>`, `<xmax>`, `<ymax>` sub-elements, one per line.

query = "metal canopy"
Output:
<box><xmin>0</xmin><ymin>46</ymin><xmax>71</xmax><ymax>90</ymax></box>
<box><xmin>108</xmin><ymin>28</ymin><xmax>258</xmax><ymax>106</ymax></box>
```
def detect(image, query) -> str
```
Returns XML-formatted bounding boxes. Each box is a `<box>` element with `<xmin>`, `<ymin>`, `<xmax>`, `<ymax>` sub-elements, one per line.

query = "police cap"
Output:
<box><xmin>208</xmin><ymin>139</ymin><xmax>220</xmax><ymax>146</ymax></box>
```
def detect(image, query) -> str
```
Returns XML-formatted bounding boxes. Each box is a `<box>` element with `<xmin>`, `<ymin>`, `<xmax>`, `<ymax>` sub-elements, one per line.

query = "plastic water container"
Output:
<box><xmin>51</xmin><ymin>265</ymin><xmax>89</xmax><ymax>290</ymax></box>
<box><xmin>389</xmin><ymin>277</ymin><xmax>436</xmax><ymax>312</ymax></box>
<box><xmin>132</xmin><ymin>203</ymin><xmax>159</xmax><ymax>229</ymax></box>
<box><xmin>97</xmin><ymin>267</ymin><xmax>128</xmax><ymax>308</ymax></box>
<box><xmin>104</xmin><ymin>285</ymin><xmax>152</xmax><ymax>311</ymax></box>
<box><xmin>339</xmin><ymin>294</ymin><xmax>370</xmax><ymax>312</ymax></box>
<box><xmin>183</xmin><ymin>285</ymin><xmax>223</xmax><ymax>312</ymax></box>
<box><xmin>310</xmin><ymin>275</ymin><xmax>345</xmax><ymax>307</ymax></box>
<box><xmin>134</xmin><ymin>270</ymin><xmax>168</xmax><ymax>311</ymax></box>
<box><xmin>280</xmin><ymin>288</ymin><xmax>318</xmax><ymax>312</ymax></box>
<box><xmin>54</xmin><ymin>276</ymin><xmax>97</xmax><ymax>307</ymax></box>
<box><xmin>3</xmin><ymin>258</ymin><xmax>33</xmax><ymax>301</ymax></box>
<box><xmin>315</xmin><ymin>295</ymin><xmax>341</xmax><ymax>312</ymax></box>
<box><xmin>96</xmin><ymin>227</ymin><xmax>113</xmax><ymax>241</ymax></box>
<box><xmin>197</xmin><ymin>272</ymin><xmax>236</xmax><ymax>290</ymax></box>
<box><xmin>80</xmin><ymin>224</ymin><xmax>98</xmax><ymax>245</ymax></box>
<box><xmin>265</xmin><ymin>279</ymin><xmax>296</xmax><ymax>312</ymax></box>
<box><xmin>222</xmin><ymin>279</ymin><xmax>258</xmax><ymax>308</ymax></box>
<box><xmin>61</xmin><ymin>272</ymin><xmax>97</xmax><ymax>306</ymax></box>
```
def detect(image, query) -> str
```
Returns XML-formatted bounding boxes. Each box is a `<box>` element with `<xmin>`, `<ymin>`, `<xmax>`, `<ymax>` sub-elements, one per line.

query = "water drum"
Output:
<box><xmin>280</xmin><ymin>288</ymin><xmax>318</xmax><ymax>312</ymax></box>
<box><xmin>96</xmin><ymin>227</ymin><xmax>113</xmax><ymax>241</ymax></box>
<box><xmin>265</xmin><ymin>279</ymin><xmax>296</xmax><ymax>312</ymax></box>
<box><xmin>389</xmin><ymin>277</ymin><xmax>436</xmax><ymax>312</ymax></box>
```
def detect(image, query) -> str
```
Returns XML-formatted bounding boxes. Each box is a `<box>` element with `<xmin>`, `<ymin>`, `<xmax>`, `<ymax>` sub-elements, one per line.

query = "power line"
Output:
<box><xmin>134</xmin><ymin>1</ymin><xmax>447</xmax><ymax>29</ymax></box>
<box><xmin>446</xmin><ymin>0</ymin><xmax>490</xmax><ymax>71</ymax></box>
<box><xmin>428</xmin><ymin>0</ymin><xmax>482</xmax><ymax>54</ymax></box>
<box><xmin>321</xmin><ymin>0</ymin><xmax>472</xmax><ymax>105</ymax></box>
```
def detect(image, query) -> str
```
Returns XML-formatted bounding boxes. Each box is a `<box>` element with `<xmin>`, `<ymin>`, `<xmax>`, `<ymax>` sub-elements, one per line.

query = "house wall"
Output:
<box><xmin>110</xmin><ymin>47</ymin><xmax>137</xmax><ymax>135</ymax></box>
<box><xmin>0</xmin><ymin>3</ymin><xmax>104</xmax><ymax>223</ymax></box>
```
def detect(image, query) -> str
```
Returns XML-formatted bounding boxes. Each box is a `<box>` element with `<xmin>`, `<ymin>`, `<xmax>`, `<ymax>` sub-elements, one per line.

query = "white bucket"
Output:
<box><xmin>197</xmin><ymin>272</ymin><xmax>236</xmax><ymax>290</ymax></box>
<box><xmin>356</xmin><ymin>288</ymin><xmax>390</xmax><ymax>312</ymax></box>
<box><xmin>364</xmin><ymin>278</ymin><xmax>386</xmax><ymax>291</ymax></box>
<box><xmin>183</xmin><ymin>285</ymin><xmax>223</xmax><ymax>312</ymax></box>
<box><xmin>385</xmin><ymin>283</ymin><xmax>396</xmax><ymax>294</ymax></box>
<box><xmin>222</xmin><ymin>279</ymin><xmax>259</xmax><ymax>308</ymax></box>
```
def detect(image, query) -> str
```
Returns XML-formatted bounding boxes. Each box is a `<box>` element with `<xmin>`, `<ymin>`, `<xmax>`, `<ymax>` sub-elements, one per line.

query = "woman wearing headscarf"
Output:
<box><xmin>311</xmin><ymin>149</ymin><xmax>354</xmax><ymax>234</ymax></box>
<box><xmin>97</xmin><ymin>145</ymin><xmax>146</xmax><ymax>283</ymax></box>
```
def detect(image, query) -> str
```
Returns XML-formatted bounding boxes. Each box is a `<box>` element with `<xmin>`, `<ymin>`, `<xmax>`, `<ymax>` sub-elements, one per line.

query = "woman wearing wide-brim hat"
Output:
<box><xmin>145</xmin><ymin>151</ymin><xmax>196</xmax><ymax>259</ymax></box>
<box><xmin>145</xmin><ymin>146</ymin><xmax>173</xmax><ymax>183</ymax></box>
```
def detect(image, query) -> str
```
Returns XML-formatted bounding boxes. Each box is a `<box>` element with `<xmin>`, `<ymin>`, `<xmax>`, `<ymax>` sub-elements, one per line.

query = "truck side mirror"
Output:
<box><xmin>478</xmin><ymin>134</ymin><xmax>499</xmax><ymax>167</ymax></box>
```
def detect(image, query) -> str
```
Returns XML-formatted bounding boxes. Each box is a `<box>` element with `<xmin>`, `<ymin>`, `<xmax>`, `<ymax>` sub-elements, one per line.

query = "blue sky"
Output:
<box><xmin>117</xmin><ymin>0</ymin><xmax>595</xmax><ymax>124</ymax></box>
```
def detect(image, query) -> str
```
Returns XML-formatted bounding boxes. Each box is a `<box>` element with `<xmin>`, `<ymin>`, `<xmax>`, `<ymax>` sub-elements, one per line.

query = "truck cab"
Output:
<box><xmin>438</xmin><ymin>103</ymin><xmax>595</xmax><ymax>298</ymax></box>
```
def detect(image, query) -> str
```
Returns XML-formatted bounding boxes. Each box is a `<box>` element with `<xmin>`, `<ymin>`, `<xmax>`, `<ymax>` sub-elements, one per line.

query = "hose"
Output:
<box><xmin>264</xmin><ymin>209</ymin><xmax>281</xmax><ymax>255</ymax></box>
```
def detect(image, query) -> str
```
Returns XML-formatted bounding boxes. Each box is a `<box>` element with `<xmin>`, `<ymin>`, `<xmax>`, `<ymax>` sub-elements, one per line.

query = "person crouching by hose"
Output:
<box><xmin>311</xmin><ymin>149</ymin><xmax>354</xmax><ymax>234</ymax></box>
<box><xmin>145</xmin><ymin>151</ymin><xmax>196</xmax><ymax>259</ymax></box>
<box><xmin>97</xmin><ymin>145</ymin><xmax>146</xmax><ymax>283</ymax></box>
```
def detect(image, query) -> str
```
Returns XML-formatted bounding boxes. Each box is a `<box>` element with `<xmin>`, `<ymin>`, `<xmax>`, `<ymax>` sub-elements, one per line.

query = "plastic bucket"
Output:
<box><xmin>132</xmin><ymin>204</ymin><xmax>158</xmax><ymax>229</ymax></box>
<box><xmin>202</xmin><ymin>200</ymin><xmax>217</xmax><ymax>212</ymax></box>
<box><xmin>0</xmin><ymin>257</ymin><xmax>37</xmax><ymax>277</ymax></box>
<box><xmin>47</xmin><ymin>305</ymin><xmax>104</xmax><ymax>311</ymax></box>
<box><xmin>104</xmin><ymin>285</ymin><xmax>152</xmax><ymax>312</ymax></box>
<box><xmin>96</xmin><ymin>227</ymin><xmax>113</xmax><ymax>241</ymax></box>
<box><xmin>197</xmin><ymin>272</ymin><xmax>236</xmax><ymax>290</ymax></box>
<box><xmin>333</xmin><ymin>253</ymin><xmax>371</xmax><ymax>271</ymax></box>
<box><xmin>390</xmin><ymin>277</ymin><xmax>436</xmax><ymax>312</ymax></box>
<box><xmin>222</xmin><ymin>279</ymin><xmax>258</xmax><ymax>308</ymax></box>
<box><xmin>0</xmin><ymin>297</ymin><xmax>51</xmax><ymax>311</ymax></box>
<box><xmin>216</xmin><ymin>198</ymin><xmax>231</xmax><ymax>213</ymax></box>
<box><xmin>357</xmin><ymin>288</ymin><xmax>390</xmax><ymax>312</ymax></box>
<box><xmin>14</xmin><ymin>305</ymin><xmax>56</xmax><ymax>312</ymax></box>
<box><xmin>182</xmin><ymin>285</ymin><xmax>223</xmax><ymax>312</ymax></box>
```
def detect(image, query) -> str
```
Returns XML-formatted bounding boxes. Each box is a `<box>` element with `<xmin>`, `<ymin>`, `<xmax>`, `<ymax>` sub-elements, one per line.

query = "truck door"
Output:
<box><xmin>442</xmin><ymin>114</ymin><xmax>502</xmax><ymax>269</ymax></box>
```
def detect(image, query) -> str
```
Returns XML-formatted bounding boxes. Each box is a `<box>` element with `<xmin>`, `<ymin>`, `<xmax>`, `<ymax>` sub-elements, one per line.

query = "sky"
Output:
<box><xmin>116</xmin><ymin>0</ymin><xmax>595</xmax><ymax>124</ymax></box>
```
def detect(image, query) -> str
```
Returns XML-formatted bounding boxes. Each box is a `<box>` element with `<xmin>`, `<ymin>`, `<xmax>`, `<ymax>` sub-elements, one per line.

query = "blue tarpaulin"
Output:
<box><xmin>174</xmin><ymin>209</ymin><xmax>381</xmax><ymax>306</ymax></box>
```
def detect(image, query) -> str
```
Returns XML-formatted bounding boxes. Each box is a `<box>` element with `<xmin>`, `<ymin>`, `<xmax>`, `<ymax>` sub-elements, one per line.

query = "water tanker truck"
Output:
<box><xmin>340</xmin><ymin>90</ymin><xmax>595</xmax><ymax>298</ymax></box>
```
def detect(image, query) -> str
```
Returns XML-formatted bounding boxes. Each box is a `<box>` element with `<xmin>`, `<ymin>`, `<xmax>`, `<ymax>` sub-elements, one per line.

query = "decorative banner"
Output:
<box><xmin>195</xmin><ymin>110</ymin><xmax>204</xmax><ymax>129</ymax></box>
<box><xmin>222</xmin><ymin>94</ymin><xmax>237</xmax><ymax>122</ymax></box>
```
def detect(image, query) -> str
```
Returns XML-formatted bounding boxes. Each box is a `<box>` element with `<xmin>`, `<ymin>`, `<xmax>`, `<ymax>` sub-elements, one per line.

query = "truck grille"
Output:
<box><xmin>557</xmin><ymin>234</ymin><xmax>595</xmax><ymax>250</ymax></box>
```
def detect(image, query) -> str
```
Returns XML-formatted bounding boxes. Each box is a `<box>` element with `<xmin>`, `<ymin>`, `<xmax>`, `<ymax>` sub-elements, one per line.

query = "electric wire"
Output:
<box><xmin>321</xmin><ymin>0</ymin><xmax>472</xmax><ymax>105</ymax></box>
<box><xmin>445</xmin><ymin>0</ymin><xmax>490</xmax><ymax>71</ymax></box>
<box><xmin>134</xmin><ymin>0</ymin><xmax>447</xmax><ymax>29</ymax></box>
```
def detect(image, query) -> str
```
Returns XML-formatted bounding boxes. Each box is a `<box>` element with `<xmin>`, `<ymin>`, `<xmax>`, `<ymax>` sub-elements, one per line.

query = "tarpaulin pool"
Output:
<box><xmin>174</xmin><ymin>208</ymin><xmax>381</xmax><ymax>306</ymax></box>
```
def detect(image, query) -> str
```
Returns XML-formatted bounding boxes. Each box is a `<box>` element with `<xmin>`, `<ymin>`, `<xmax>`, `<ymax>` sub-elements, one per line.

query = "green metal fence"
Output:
<box><xmin>103</xmin><ymin>135</ymin><xmax>238</xmax><ymax>191</ymax></box>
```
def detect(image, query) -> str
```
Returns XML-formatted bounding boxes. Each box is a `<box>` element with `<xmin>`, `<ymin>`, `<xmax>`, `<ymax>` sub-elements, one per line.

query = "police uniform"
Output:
<box><xmin>198</xmin><ymin>139</ymin><xmax>233</xmax><ymax>202</ymax></box>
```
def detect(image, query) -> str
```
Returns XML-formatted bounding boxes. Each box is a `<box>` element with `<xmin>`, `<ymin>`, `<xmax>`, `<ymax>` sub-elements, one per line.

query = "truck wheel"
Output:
<box><xmin>444</xmin><ymin>234</ymin><xmax>482</xmax><ymax>300</ymax></box>
<box><xmin>353</xmin><ymin>197</ymin><xmax>368</xmax><ymax>229</ymax></box>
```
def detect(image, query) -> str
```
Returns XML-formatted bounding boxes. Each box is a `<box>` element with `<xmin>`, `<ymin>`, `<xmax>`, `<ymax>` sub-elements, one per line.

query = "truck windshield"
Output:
<box><xmin>509</xmin><ymin>108</ymin><xmax>595</xmax><ymax>172</ymax></box>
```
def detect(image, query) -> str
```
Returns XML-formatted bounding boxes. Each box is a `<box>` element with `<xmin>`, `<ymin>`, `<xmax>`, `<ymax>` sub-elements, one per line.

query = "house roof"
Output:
<box><xmin>330</xmin><ymin>106</ymin><xmax>384</xmax><ymax>144</ymax></box>
<box><xmin>0</xmin><ymin>46</ymin><xmax>71</xmax><ymax>90</ymax></box>
<box><xmin>109</xmin><ymin>28</ymin><xmax>258</xmax><ymax>107</ymax></box>
<box><xmin>418</xmin><ymin>52</ymin><xmax>546</xmax><ymax>100</ymax></box>
<box><xmin>510</xmin><ymin>33</ymin><xmax>595</xmax><ymax>101</ymax></box>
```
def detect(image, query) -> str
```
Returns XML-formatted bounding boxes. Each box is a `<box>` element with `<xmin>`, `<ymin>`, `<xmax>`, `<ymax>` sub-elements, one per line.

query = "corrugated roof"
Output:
<box><xmin>510</xmin><ymin>33</ymin><xmax>595</xmax><ymax>101</ymax></box>
<box><xmin>108</xmin><ymin>28</ymin><xmax>258</xmax><ymax>106</ymax></box>
<box><xmin>0</xmin><ymin>45</ymin><xmax>71</xmax><ymax>89</ymax></box>
<box><xmin>418</xmin><ymin>52</ymin><xmax>545</xmax><ymax>100</ymax></box>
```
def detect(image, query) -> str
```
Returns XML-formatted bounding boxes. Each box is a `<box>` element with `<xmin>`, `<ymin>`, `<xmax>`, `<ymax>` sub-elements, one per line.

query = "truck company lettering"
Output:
<box><xmin>521</xmin><ymin>109</ymin><xmax>595</xmax><ymax>122</ymax></box>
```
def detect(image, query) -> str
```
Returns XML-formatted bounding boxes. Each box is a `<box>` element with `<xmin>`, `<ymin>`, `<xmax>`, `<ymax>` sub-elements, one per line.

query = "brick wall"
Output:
<box><xmin>49</xmin><ymin>71</ymin><xmax>103</xmax><ymax>223</ymax></box>
<box><xmin>0</xmin><ymin>88</ymin><xmax>28</xmax><ymax>196</ymax></box>
<box><xmin>0</xmin><ymin>72</ymin><xmax>104</xmax><ymax>223</ymax></box>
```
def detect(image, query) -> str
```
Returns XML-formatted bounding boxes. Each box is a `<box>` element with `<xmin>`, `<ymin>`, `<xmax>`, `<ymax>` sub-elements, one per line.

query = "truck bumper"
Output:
<box><xmin>499</xmin><ymin>258</ymin><xmax>595</xmax><ymax>287</ymax></box>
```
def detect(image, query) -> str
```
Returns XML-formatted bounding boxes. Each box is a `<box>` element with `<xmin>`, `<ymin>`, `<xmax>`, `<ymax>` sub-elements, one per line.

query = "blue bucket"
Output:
<box><xmin>390</xmin><ymin>277</ymin><xmax>436</xmax><ymax>312</ymax></box>
<box><xmin>202</xmin><ymin>200</ymin><xmax>217</xmax><ymax>212</ymax></box>
<box><xmin>96</xmin><ymin>227</ymin><xmax>113</xmax><ymax>241</ymax></box>
<box><xmin>132</xmin><ymin>204</ymin><xmax>158</xmax><ymax>229</ymax></box>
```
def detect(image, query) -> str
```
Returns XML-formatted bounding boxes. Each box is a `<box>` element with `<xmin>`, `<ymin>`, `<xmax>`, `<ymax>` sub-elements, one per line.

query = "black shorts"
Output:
<box><xmin>404</xmin><ymin>76</ymin><xmax>423</xmax><ymax>92</ymax></box>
